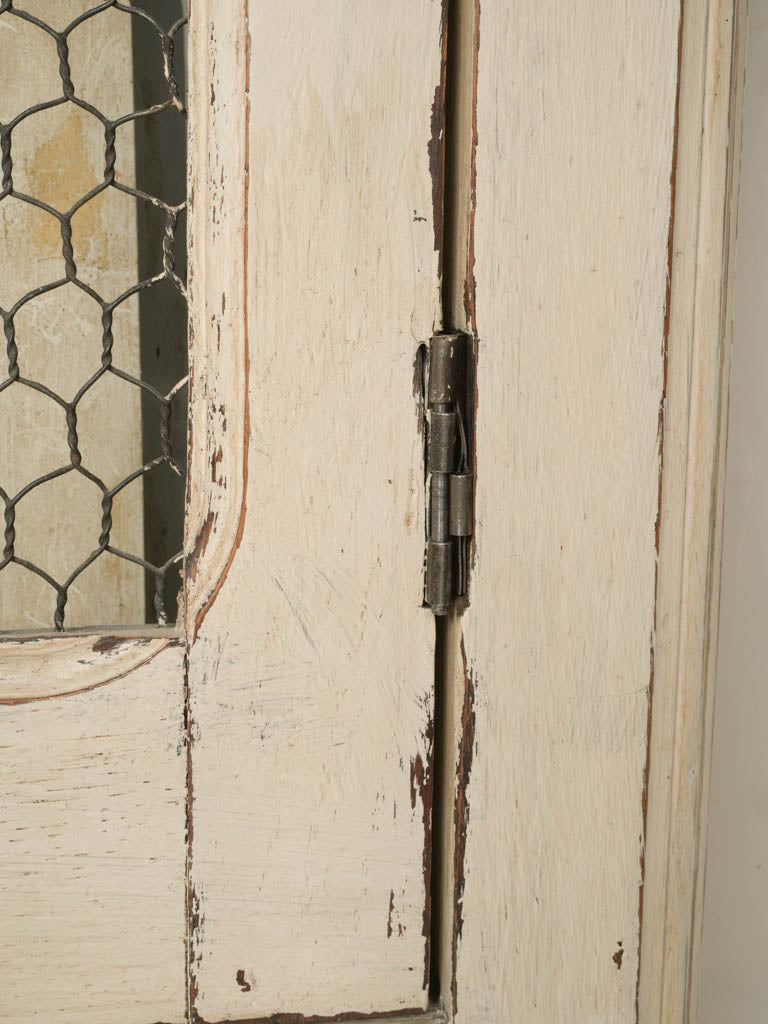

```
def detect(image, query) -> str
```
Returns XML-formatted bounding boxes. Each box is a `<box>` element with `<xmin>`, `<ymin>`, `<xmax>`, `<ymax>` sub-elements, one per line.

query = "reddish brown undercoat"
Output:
<box><xmin>410</xmin><ymin>712</ymin><xmax>436</xmax><ymax>991</ymax></box>
<box><xmin>450</xmin><ymin>640</ymin><xmax>476</xmax><ymax>1016</ymax></box>
<box><xmin>428</xmin><ymin>0</ymin><xmax>449</xmax><ymax>286</ymax></box>
<box><xmin>463</xmin><ymin>0</ymin><xmax>481</xmax><ymax>339</ymax></box>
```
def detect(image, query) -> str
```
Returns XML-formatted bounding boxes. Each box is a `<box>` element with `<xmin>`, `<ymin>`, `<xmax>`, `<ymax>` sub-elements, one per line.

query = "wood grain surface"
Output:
<box><xmin>447</xmin><ymin>3</ymin><xmax>686</xmax><ymax>1021</ymax></box>
<box><xmin>0</xmin><ymin>642</ymin><xmax>187</xmax><ymax>1024</ymax></box>
<box><xmin>185</xmin><ymin>2</ymin><xmax>445</xmax><ymax>1018</ymax></box>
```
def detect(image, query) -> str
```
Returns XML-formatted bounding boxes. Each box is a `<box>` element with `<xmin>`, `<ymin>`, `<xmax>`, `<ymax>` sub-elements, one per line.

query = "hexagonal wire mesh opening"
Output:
<box><xmin>0</xmin><ymin>0</ymin><xmax>188</xmax><ymax>631</ymax></box>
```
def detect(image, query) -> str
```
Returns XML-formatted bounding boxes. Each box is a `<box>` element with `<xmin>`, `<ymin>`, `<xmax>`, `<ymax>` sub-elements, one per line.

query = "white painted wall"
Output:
<box><xmin>699</xmin><ymin>3</ymin><xmax>768</xmax><ymax>1019</ymax></box>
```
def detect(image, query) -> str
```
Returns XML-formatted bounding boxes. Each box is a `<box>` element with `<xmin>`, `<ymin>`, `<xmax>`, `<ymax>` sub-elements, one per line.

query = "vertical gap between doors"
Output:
<box><xmin>429</xmin><ymin>0</ymin><xmax>478</xmax><ymax>1008</ymax></box>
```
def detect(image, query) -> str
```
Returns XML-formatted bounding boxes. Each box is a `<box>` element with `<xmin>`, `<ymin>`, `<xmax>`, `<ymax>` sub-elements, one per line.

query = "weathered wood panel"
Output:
<box><xmin>0</xmin><ymin>642</ymin><xmax>187</xmax><ymax>1024</ymax></box>
<box><xmin>641</xmin><ymin>1</ymin><xmax>745</xmax><ymax>1021</ymax></box>
<box><xmin>449</xmin><ymin>3</ymin><xmax>684</xmax><ymax>1021</ymax></box>
<box><xmin>0</xmin><ymin>630</ymin><xmax>177</xmax><ymax>701</ymax></box>
<box><xmin>186</xmin><ymin>1</ymin><xmax>444</xmax><ymax>1019</ymax></box>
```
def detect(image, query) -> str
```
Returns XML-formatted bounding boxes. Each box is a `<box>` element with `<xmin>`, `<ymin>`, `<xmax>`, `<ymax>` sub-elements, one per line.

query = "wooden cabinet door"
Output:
<box><xmin>2</xmin><ymin>2</ymin><xmax>442</xmax><ymax>1021</ymax></box>
<box><xmin>1</xmin><ymin>2</ymin><xmax>745</xmax><ymax>1023</ymax></box>
<box><xmin>440</xmin><ymin>2</ymin><xmax>744</xmax><ymax>1021</ymax></box>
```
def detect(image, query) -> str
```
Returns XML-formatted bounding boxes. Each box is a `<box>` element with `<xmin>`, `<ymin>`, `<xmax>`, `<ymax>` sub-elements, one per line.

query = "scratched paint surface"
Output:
<box><xmin>185</xmin><ymin>2</ymin><xmax>443</xmax><ymax>1018</ymax></box>
<box><xmin>0</xmin><ymin>641</ymin><xmax>187</xmax><ymax>1024</ymax></box>
<box><xmin>450</xmin><ymin>2</ymin><xmax>682</xmax><ymax>1022</ymax></box>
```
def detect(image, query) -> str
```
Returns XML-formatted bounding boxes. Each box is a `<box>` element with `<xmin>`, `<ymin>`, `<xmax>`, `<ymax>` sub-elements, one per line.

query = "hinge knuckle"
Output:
<box><xmin>429</xmin><ymin>410</ymin><xmax>457</xmax><ymax>473</ymax></box>
<box><xmin>449</xmin><ymin>472</ymin><xmax>473</xmax><ymax>536</ymax></box>
<box><xmin>424</xmin><ymin>332</ymin><xmax>475</xmax><ymax>614</ymax></box>
<box><xmin>428</xmin><ymin>332</ymin><xmax>465</xmax><ymax>405</ymax></box>
<box><xmin>426</xmin><ymin>540</ymin><xmax>452</xmax><ymax>616</ymax></box>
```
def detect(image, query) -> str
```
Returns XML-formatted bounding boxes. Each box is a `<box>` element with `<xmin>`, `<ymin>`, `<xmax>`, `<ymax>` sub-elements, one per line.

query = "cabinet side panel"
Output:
<box><xmin>453</xmin><ymin>3</ymin><xmax>681</xmax><ymax>1021</ymax></box>
<box><xmin>187</xmin><ymin>1</ymin><xmax>443</xmax><ymax>1018</ymax></box>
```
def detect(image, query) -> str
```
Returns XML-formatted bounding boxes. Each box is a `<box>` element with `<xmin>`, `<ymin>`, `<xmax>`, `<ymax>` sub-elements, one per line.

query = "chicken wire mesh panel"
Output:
<box><xmin>0</xmin><ymin>0</ymin><xmax>188</xmax><ymax>631</ymax></box>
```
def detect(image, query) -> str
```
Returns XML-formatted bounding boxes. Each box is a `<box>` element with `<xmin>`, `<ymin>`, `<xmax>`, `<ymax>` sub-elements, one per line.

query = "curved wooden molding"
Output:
<box><xmin>0</xmin><ymin>632</ymin><xmax>180</xmax><ymax>703</ymax></box>
<box><xmin>183</xmin><ymin>0</ymin><xmax>250</xmax><ymax>639</ymax></box>
<box><xmin>0</xmin><ymin>2</ymin><xmax>253</xmax><ymax>701</ymax></box>
<box><xmin>0</xmin><ymin>4</ymin><xmax>251</xmax><ymax>700</ymax></box>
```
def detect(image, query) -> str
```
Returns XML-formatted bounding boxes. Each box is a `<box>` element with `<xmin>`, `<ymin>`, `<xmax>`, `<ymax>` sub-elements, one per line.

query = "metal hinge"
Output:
<box><xmin>425</xmin><ymin>332</ymin><xmax>474</xmax><ymax>615</ymax></box>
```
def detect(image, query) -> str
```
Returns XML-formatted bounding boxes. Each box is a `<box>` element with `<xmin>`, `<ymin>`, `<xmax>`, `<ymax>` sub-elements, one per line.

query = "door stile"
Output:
<box><xmin>639</xmin><ymin>1</ymin><xmax>747</xmax><ymax>1020</ymax></box>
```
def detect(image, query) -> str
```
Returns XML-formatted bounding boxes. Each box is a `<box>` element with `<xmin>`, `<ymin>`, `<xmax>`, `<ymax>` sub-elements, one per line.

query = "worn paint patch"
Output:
<box><xmin>191</xmin><ymin>1009</ymin><xmax>425</xmax><ymax>1024</ymax></box>
<box><xmin>428</xmin><ymin>0</ymin><xmax>449</xmax><ymax>280</ymax></box>
<box><xmin>185</xmin><ymin>644</ymin><xmax>202</xmax><ymax>1022</ymax></box>
<box><xmin>186</xmin><ymin>4</ymin><xmax>252</xmax><ymax>644</ymax></box>
<box><xmin>92</xmin><ymin>635</ymin><xmax>131</xmax><ymax>653</ymax></box>
<box><xmin>187</xmin><ymin>509</ymin><xmax>217</xmax><ymax>586</ymax></box>
<box><xmin>463</xmin><ymin>0</ymin><xmax>481</xmax><ymax>335</ymax></box>
<box><xmin>0</xmin><ymin>637</ymin><xmax>177</xmax><ymax>706</ymax></box>
<box><xmin>211</xmin><ymin>445</ymin><xmax>224</xmax><ymax>482</ymax></box>
<box><xmin>188</xmin><ymin>882</ymin><xmax>203</xmax><ymax>1018</ymax></box>
<box><xmin>236</xmin><ymin>969</ymin><xmax>252</xmax><ymax>993</ymax></box>
<box><xmin>614</xmin><ymin>940</ymin><xmax>625</xmax><ymax>970</ymax></box>
<box><xmin>410</xmin><ymin>710</ymin><xmax>435</xmax><ymax>990</ymax></box>
<box><xmin>451</xmin><ymin>638</ymin><xmax>476</xmax><ymax>1016</ymax></box>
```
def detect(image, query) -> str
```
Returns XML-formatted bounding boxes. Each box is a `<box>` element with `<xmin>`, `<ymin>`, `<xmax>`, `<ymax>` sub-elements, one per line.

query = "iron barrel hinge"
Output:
<box><xmin>425</xmin><ymin>332</ymin><xmax>474</xmax><ymax>615</ymax></box>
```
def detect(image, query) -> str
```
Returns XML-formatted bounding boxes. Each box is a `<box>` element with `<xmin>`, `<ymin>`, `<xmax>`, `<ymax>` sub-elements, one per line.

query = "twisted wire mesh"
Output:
<box><xmin>0</xmin><ymin>1</ymin><xmax>187</xmax><ymax>630</ymax></box>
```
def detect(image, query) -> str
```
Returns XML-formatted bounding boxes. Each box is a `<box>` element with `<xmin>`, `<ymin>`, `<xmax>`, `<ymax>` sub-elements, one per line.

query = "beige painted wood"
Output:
<box><xmin>0</xmin><ymin>640</ymin><xmax>187</xmax><ymax>1024</ymax></box>
<box><xmin>2</xmin><ymin>3</ymin><xmax>745</xmax><ymax>1022</ymax></box>
<box><xmin>445</xmin><ymin>2</ymin><xmax>685</xmax><ymax>1021</ymax></box>
<box><xmin>0</xmin><ymin>3</ymin><xmax>145</xmax><ymax>629</ymax></box>
<box><xmin>0</xmin><ymin>629</ymin><xmax>177</xmax><ymax>701</ymax></box>
<box><xmin>641</xmin><ymin>2</ymin><xmax>746</xmax><ymax>1022</ymax></box>
<box><xmin>185</xmin><ymin>1</ymin><xmax>444</xmax><ymax>1020</ymax></box>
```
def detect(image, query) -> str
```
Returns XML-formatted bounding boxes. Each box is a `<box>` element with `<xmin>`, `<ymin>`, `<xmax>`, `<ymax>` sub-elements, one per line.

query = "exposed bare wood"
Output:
<box><xmin>183</xmin><ymin>0</ymin><xmax>249</xmax><ymax>635</ymax></box>
<box><xmin>0</xmin><ymin>632</ymin><xmax>178</xmax><ymax>702</ymax></box>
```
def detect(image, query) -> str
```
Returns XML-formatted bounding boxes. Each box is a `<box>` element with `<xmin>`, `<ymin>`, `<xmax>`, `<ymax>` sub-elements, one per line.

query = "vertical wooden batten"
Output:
<box><xmin>640</xmin><ymin>1</ymin><xmax>747</xmax><ymax>1021</ymax></box>
<box><xmin>184</xmin><ymin>1</ymin><xmax>446</xmax><ymax>1018</ymax></box>
<box><xmin>443</xmin><ymin>2</ymin><xmax>702</xmax><ymax>1021</ymax></box>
